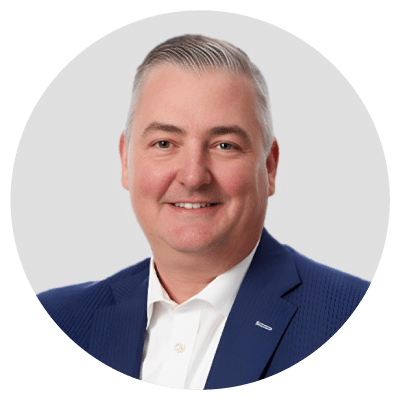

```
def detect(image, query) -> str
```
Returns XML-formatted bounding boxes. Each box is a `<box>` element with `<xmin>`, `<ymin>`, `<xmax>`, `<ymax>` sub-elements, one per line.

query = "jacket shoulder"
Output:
<box><xmin>283</xmin><ymin>245</ymin><xmax>370</xmax><ymax>341</ymax></box>
<box><xmin>37</xmin><ymin>259</ymin><xmax>150</xmax><ymax>349</ymax></box>
<box><xmin>285</xmin><ymin>245</ymin><xmax>370</xmax><ymax>302</ymax></box>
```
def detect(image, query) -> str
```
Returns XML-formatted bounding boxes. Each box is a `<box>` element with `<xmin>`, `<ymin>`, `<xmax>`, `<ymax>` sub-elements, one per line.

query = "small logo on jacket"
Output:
<box><xmin>255</xmin><ymin>321</ymin><xmax>272</xmax><ymax>331</ymax></box>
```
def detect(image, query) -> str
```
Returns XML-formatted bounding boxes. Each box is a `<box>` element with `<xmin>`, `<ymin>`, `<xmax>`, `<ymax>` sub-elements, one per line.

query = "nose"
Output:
<box><xmin>176</xmin><ymin>147</ymin><xmax>212</xmax><ymax>190</ymax></box>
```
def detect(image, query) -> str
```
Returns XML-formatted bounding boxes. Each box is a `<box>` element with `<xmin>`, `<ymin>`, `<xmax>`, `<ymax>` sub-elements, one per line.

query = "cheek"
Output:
<box><xmin>218</xmin><ymin>164</ymin><xmax>256</xmax><ymax>198</ymax></box>
<box><xmin>129</xmin><ymin>160</ymin><xmax>174</xmax><ymax>204</ymax></box>
<box><xmin>219</xmin><ymin>161</ymin><xmax>269</xmax><ymax>206</ymax></box>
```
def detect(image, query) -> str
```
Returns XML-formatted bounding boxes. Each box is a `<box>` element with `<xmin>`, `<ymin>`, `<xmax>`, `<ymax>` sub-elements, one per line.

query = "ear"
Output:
<box><xmin>119</xmin><ymin>132</ymin><xmax>129</xmax><ymax>190</ymax></box>
<box><xmin>266</xmin><ymin>139</ymin><xmax>279</xmax><ymax>196</ymax></box>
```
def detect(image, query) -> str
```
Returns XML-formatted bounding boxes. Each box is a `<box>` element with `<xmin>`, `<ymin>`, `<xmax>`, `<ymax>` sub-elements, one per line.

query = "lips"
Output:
<box><xmin>172</xmin><ymin>202</ymin><xmax>218</xmax><ymax>209</ymax></box>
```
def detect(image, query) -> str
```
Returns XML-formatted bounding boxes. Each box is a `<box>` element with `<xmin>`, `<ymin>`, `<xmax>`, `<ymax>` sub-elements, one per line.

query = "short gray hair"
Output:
<box><xmin>124</xmin><ymin>34</ymin><xmax>274</xmax><ymax>152</ymax></box>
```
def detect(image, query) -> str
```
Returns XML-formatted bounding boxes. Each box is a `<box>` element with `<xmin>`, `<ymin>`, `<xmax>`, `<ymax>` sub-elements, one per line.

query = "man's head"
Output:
<box><xmin>120</xmin><ymin>35</ymin><xmax>279</xmax><ymax>264</ymax></box>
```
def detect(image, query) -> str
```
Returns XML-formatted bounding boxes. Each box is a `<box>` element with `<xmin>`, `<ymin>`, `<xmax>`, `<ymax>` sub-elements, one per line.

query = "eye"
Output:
<box><xmin>155</xmin><ymin>140</ymin><xmax>172</xmax><ymax>149</ymax></box>
<box><xmin>216</xmin><ymin>142</ymin><xmax>234</xmax><ymax>150</ymax></box>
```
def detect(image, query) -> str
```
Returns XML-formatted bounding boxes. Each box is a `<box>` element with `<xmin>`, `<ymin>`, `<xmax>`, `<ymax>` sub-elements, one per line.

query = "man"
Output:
<box><xmin>38</xmin><ymin>35</ymin><xmax>369</xmax><ymax>389</ymax></box>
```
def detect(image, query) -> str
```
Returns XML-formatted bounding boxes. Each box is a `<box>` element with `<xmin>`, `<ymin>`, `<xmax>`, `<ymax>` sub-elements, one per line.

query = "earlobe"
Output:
<box><xmin>119</xmin><ymin>132</ymin><xmax>129</xmax><ymax>190</ymax></box>
<box><xmin>266</xmin><ymin>140</ymin><xmax>279</xmax><ymax>196</ymax></box>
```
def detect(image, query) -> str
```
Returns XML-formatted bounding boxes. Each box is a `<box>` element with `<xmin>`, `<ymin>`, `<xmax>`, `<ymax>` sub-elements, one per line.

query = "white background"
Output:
<box><xmin>10</xmin><ymin>10</ymin><xmax>389</xmax><ymax>293</ymax></box>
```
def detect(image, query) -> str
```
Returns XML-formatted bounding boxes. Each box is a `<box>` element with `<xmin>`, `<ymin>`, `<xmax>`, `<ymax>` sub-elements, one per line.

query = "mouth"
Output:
<box><xmin>171</xmin><ymin>202</ymin><xmax>219</xmax><ymax>209</ymax></box>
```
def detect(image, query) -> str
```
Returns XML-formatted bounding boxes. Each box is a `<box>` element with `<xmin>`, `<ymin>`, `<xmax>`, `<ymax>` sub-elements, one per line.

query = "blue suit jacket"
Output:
<box><xmin>38</xmin><ymin>229</ymin><xmax>369</xmax><ymax>389</ymax></box>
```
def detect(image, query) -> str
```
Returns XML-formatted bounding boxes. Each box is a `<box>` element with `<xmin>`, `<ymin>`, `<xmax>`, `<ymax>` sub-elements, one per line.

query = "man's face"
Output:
<box><xmin>120</xmin><ymin>65</ymin><xmax>278</xmax><ymax>259</ymax></box>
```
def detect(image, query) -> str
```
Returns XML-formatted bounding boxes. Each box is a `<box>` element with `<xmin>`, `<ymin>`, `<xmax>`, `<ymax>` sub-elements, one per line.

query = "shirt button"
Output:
<box><xmin>174</xmin><ymin>343</ymin><xmax>186</xmax><ymax>354</ymax></box>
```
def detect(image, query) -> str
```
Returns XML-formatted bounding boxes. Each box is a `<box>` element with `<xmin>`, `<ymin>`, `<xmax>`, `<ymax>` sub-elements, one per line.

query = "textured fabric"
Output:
<box><xmin>38</xmin><ymin>229</ymin><xmax>370</xmax><ymax>389</ymax></box>
<box><xmin>141</xmin><ymin>242</ymin><xmax>257</xmax><ymax>389</ymax></box>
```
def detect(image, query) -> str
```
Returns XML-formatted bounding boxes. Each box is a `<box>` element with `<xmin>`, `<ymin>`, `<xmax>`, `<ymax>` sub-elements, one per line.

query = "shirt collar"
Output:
<box><xmin>146</xmin><ymin>237</ymin><xmax>261</xmax><ymax>328</ymax></box>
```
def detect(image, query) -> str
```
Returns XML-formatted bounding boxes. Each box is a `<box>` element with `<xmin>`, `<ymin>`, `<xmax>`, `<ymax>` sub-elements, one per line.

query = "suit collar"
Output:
<box><xmin>109</xmin><ymin>259</ymin><xmax>150</xmax><ymax>303</ymax></box>
<box><xmin>205</xmin><ymin>229</ymin><xmax>302</xmax><ymax>389</ymax></box>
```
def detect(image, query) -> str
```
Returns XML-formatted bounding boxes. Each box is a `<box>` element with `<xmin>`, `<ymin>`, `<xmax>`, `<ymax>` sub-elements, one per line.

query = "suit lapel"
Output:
<box><xmin>205</xmin><ymin>230</ymin><xmax>301</xmax><ymax>389</ymax></box>
<box><xmin>87</xmin><ymin>261</ymin><xmax>150</xmax><ymax>378</ymax></box>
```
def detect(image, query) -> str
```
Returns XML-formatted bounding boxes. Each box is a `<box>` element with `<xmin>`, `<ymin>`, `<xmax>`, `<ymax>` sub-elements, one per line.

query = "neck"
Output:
<box><xmin>153</xmin><ymin>258</ymin><xmax>217</xmax><ymax>304</ymax></box>
<box><xmin>152</xmin><ymin>233</ymin><xmax>261</xmax><ymax>304</ymax></box>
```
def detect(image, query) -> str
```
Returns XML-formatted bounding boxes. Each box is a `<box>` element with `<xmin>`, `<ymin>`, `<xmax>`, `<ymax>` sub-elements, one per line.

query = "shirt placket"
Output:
<box><xmin>158</xmin><ymin>304</ymin><xmax>201</xmax><ymax>388</ymax></box>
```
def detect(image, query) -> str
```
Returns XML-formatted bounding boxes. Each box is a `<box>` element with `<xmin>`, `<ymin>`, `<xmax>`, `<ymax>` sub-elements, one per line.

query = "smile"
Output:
<box><xmin>172</xmin><ymin>203</ymin><xmax>218</xmax><ymax>209</ymax></box>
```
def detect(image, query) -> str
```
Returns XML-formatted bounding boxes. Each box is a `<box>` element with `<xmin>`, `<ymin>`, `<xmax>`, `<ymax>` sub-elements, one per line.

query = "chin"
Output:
<box><xmin>164</xmin><ymin>230</ymin><xmax>224</xmax><ymax>255</ymax></box>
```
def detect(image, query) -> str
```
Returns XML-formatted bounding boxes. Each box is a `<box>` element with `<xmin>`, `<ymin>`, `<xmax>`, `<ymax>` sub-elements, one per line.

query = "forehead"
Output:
<box><xmin>132</xmin><ymin>65</ymin><xmax>261</xmax><ymax>135</ymax></box>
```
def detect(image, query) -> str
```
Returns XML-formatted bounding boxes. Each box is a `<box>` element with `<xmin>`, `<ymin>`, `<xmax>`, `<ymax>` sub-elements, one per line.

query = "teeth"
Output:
<box><xmin>173</xmin><ymin>203</ymin><xmax>215</xmax><ymax>209</ymax></box>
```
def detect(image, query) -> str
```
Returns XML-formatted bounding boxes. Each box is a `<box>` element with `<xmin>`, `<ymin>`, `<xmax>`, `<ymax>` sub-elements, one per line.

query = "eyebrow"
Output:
<box><xmin>142</xmin><ymin>122</ymin><xmax>185</xmax><ymax>136</ymax></box>
<box><xmin>142</xmin><ymin>122</ymin><xmax>249</xmax><ymax>139</ymax></box>
<box><xmin>208</xmin><ymin>125</ymin><xmax>249</xmax><ymax>138</ymax></box>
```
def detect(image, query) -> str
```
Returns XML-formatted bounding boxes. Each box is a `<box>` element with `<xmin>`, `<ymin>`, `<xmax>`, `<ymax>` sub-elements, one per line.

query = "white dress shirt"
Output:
<box><xmin>140</xmin><ymin>240</ymin><xmax>260</xmax><ymax>389</ymax></box>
